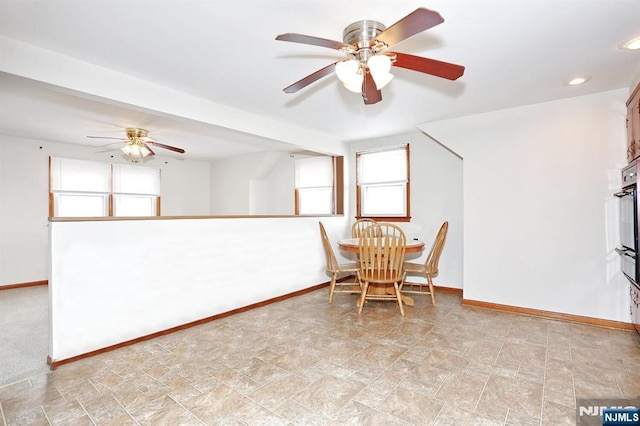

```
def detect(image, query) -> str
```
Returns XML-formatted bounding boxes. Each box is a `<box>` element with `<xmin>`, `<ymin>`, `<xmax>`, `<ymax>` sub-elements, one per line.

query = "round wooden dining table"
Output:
<box><xmin>337</xmin><ymin>238</ymin><xmax>425</xmax><ymax>307</ymax></box>
<box><xmin>337</xmin><ymin>238</ymin><xmax>425</xmax><ymax>254</ymax></box>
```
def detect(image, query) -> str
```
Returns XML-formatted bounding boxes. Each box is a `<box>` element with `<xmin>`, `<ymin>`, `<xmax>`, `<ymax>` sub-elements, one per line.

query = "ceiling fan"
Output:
<box><xmin>276</xmin><ymin>7</ymin><xmax>465</xmax><ymax>105</ymax></box>
<box><xmin>87</xmin><ymin>127</ymin><xmax>185</xmax><ymax>163</ymax></box>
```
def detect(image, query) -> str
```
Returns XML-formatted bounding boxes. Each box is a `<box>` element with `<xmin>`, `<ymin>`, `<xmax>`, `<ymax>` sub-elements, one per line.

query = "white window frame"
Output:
<box><xmin>53</xmin><ymin>192</ymin><xmax>110</xmax><ymax>217</ymax></box>
<box><xmin>49</xmin><ymin>157</ymin><xmax>161</xmax><ymax>218</ymax></box>
<box><xmin>294</xmin><ymin>155</ymin><xmax>336</xmax><ymax>215</ymax></box>
<box><xmin>112</xmin><ymin>163</ymin><xmax>161</xmax><ymax>217</ymax></box>
<box><xmin>356</xmin><ymin>144</ymin><xmax>410</xmax><ymax>221</ymax></box>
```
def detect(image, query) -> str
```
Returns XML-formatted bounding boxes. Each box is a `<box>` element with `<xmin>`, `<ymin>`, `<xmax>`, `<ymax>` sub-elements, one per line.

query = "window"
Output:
<box><xmin>56</xmin><ymin>193</ymin><xmax>109</xmax><ymax>217</ymax></box>
<box><xmin>294</xmin><ymin>155</ymin><xmax>343</xmax><ymax>215</ymax></box>
<box><xmin>356</xmin><ymin>145</ymin><xmax>410</xmax><ymax>221</ymax></box>
<box><xmin>49</xmin><ymin>157</ymin><xmax>161</xmax><ymax>217</ymax></box>
<box><xmin>112</xmin><ymin>163</ymin><xmax>161</xmax><ymax>216</ymax></box>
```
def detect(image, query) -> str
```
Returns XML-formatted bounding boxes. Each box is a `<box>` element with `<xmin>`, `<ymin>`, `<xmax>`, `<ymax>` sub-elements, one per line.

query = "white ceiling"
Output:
<box><xmin>1</xmin><ymin>0</ymin><xmax>639</xmax><ymax>161</ymax></box>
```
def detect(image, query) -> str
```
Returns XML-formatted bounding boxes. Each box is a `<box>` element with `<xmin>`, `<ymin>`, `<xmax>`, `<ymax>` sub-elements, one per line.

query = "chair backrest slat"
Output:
<box><xmin>358</xmin><ymin>223</ymin><xmax>406</xmax><ymax>283</ymax></box>
<box><xmin>351</xmin><ymin>219</ymin><xmax>377</xmax><ymax>238</ymax></box>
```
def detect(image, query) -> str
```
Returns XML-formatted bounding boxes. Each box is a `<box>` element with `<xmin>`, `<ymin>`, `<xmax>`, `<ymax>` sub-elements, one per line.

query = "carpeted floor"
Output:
<box><xmin>0</xmin><ymin>286</ymin><xmax>51</xmax><ymax>388</ymax></box>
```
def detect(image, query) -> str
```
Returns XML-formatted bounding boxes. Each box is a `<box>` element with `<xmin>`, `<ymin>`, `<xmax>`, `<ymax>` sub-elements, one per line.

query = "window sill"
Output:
<box><xmin>356</xmin><ymin>216</ymin><xmax>411</xmax><ymax>223</ymax></box>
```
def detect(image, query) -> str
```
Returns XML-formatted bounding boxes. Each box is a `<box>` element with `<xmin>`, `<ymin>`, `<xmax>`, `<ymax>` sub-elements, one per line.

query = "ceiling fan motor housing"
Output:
<box><xmin>343</xmin><ymin>20</ymin><xmax>387</xmax><ymax>61</ymax></box>
<box><xmin>125</xmin><ymin>127</ymin><xmax>148</xmax><ymax>140</ymax></box>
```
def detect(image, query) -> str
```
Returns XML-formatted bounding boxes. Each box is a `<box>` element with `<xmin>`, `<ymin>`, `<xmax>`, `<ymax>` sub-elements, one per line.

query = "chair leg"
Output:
<box><xmin>427</xmin><ymin>274</ymin><xmax>436</xmax><ymax>306</ymax></box>
<box><xmin>358</xmin><ymin>282</ymin><xmax>369</xmax><ymax>314</ymax></box>
<box><xmin>394</xmin><ymin>282</ymin><xmax>405</xmax><ymax>316</ymax></box>
<box><xmin>328</xmin><ymin>274</ymin><xmax>337</xmax><ymax>304</ymax></box>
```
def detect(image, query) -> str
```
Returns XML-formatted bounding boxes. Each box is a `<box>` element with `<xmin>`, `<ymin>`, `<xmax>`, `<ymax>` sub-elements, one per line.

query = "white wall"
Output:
<box><xmin>349</xmin><ymin>132</ymin><xmax>464</xmax><ymax>289</ymax></box>
<box><xmin>267</xmin><ymin>155</ymin><xmax>295</xmax><ymax>214</ymax></box>
<box><xmin>49</xmin><ymin>216</ymin><xmax>347</xmax><ymax>362</ymax></box>
<box><xmin>419</xmin><ymin>89</ymin><xmax>629</xmax><ymax>321</ymax></box>
<box><xmin>157</xmin><ymin>158</ymin><xmax>211</xmax><ymax>217</ymax></box>
<box><xmin>210</xmin><ymin>151</ymin><xmax>294</xmax><ymax>215</ymax></box>
<box><xmin>0</xmin><ymin>135</ymin><xmax>211</xmax><ymax>286</ymax></box>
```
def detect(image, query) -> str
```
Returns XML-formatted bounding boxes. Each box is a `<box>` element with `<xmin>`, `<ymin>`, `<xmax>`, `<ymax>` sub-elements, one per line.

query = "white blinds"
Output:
<box><xmin>50</xmin><ymin>157</ymin><xmax>111</xmax><ymax>193</ymax></box>
<box><xmin>295</xmin><ymin>156</ymin><xmax>333</xmax><ymax>188</ymax></box>
<box><xmin>112</xmin><ymin>164</ymin><xmax>161</xmax><ymax>195</ymax></box>
<box><xmin>50</xmin><ymin>158</ymin><xmax>161</xmax><ymax>195</ymax></box>
<box><xmin>358</xmin><ymin>147</ymin><xmax>407</xmax><ymax>184</ymax></box>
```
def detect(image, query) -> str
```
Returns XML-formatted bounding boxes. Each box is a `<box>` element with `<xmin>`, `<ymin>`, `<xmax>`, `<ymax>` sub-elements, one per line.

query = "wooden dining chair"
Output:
<box><xmin>351</xmin><ymin>218</ymin><xmax>377</xmax><ymax>238</ymax></box>
<box><xmin>356</xmin><ymin>223</ymin><xmax>407</xmax><ymax>316</ymax></box>
<box><xmin>402</xmin><ymin>221</ymin><xmax>448</xmax><ymax>306</ymax></box>
<box><xmin>319</xmin><ymin>222</ymin><xmax>360</xmax><ymax>304</ymax></box>
<box><xmin>351</xmin><ymin>219</ymin><xmax>379</xmax><ymax>263</ymax></box>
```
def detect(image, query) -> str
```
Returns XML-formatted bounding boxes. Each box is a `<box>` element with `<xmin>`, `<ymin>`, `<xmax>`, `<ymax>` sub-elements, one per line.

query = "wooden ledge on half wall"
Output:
<box><xmin>49</xmin><ymin>214</ymin><xmax>343</xmax><ymax>222</ymax></box>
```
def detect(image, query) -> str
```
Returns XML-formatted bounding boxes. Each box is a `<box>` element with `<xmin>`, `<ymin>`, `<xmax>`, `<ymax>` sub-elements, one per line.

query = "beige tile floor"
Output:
<box><xmin>1</xmin><ymin>288</ymin><xmax>639</xmax><ymax>425</ymax></box>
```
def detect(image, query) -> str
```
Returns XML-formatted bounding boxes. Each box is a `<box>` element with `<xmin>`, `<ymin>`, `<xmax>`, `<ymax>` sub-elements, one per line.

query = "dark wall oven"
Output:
<box><xmin>615</xmin><ymin>159</ymin><xmax>640</xmax><ymax>335</ymax></box>
<box><xmin>615</xmin><ymin>161</ymin><xmax>638</xmax><ymax>283</ymax></box>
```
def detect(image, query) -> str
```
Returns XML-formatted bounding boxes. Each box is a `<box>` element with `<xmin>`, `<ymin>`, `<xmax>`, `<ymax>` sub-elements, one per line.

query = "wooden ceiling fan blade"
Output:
<box><xmin>147</xmin><ymin>141</ymin><xmax>185</xmax><ymax>154</ymax></box>
<box><xmin>283</xmin><ymin>62</ymin><xmax>337</xmax><ymax>93</ymax></box>
<box><xmin>276</xmin><ymin>33</ymin><xmax>347</xmax><ymax>51</ymax></box>
<box><xmin>144</xmin><ymin>144</ymin><xmax>156</xmax><ymax>156</ymax></box>
<box><xmin>362</xmin><ymin>71</ymin><xmax>382</xmax><ymax>105</ymax></box>
<box><xmin>393</xmin><ymin>52</ymin><xmax>465</xmax><ymax>80</ymax></box>
<box><xmin>375</xmin><ymin>8</ymin><xmax>444</xmax><ymax>50</ymax></box>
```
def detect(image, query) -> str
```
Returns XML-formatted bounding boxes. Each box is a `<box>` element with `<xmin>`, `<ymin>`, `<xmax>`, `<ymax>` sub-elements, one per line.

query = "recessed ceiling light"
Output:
<box><xmin>621</xmin><ymin>37</ymin><xmax>640</xmax><ymax>50</ymax></box>
<box><xmin>567</xmin><ymin>76</ymin><xmax>591</xmax><ymax>86</ymax></box>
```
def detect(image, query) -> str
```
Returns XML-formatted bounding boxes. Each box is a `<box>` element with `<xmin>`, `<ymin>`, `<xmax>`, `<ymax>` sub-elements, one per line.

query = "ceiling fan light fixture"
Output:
<box><xmin>123</xmin><ymin>143</ymin><xmax>142</xmax><ymax>158</ymax></box>
<box><xmin>139</xmin><ymin>144</ymin><xmax>152</xmax><ymax>157</ymax></box>
<box><xmin>372</xmin><ymin>71</ymin><xmax>394</xmax><ymax>90</ymax></box>
<box><xmin>335</xmin><ymin>59</ymin><xmax>359</xmax><ymax>81</ymax></box>
<box><xmin>343</xmin><ymin>73</ymin><xmax>364</xmax><ymax>93</ymax></box>
<box><xmin>336</xmin><ymin>59</ymin><xmax>364</xmax><ymax>93</ymax></box>
<box><xmin>121</xmin><ymin>141</ymin><xmax>151</xmax><ymax>160</ymax></box>
<box><xmin>368</xmin><ymin>54</ymin><xmax>394</xmax><ymax>89</ymax></box>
